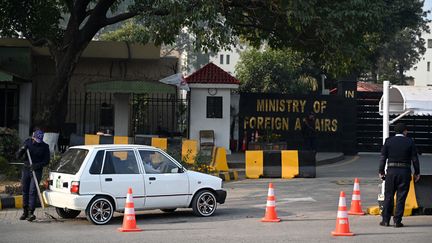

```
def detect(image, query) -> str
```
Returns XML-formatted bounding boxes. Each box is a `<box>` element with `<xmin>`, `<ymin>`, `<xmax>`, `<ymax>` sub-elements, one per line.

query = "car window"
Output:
<box><xmin>139</xmin><ymin>150</ymin><xmax>179</xmax><ymax>174</ymax></box>
<box><xmin>102</xmin><ymin>150</ymin><xmax>139</xmax><ymax>174</ymax></box>
<box><xmin>89</xmin><ymin>151</ymin><xmax>104</xmax><ymax>174</ymax></box>
<box><xmin>52</xmin><ymin>149</ymin><xmax>89</xmax><ymax>174</ymax></box>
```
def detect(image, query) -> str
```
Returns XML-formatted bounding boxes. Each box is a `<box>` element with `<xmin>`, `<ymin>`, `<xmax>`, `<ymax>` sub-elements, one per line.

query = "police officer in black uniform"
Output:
<box><xmin>16</xmin><ymin>129</ymin><xmax>50</xmax><ymax>221</ymax></box>
<box><xmin>379</xmin><ymin>123</ymin><xmax>420</xmax><ymax>228</ymax></box>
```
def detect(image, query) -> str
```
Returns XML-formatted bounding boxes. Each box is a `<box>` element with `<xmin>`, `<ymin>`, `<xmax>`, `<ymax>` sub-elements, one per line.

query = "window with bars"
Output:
<box><xmin>206</xmin><ymin>96</ymin><xmax>223</xmax><ymax>118</ymax></box>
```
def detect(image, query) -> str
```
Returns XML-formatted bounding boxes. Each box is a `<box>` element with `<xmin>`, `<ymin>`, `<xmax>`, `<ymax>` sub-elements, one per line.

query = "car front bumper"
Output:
<box><xmin>215</xmin><ymin>189</ymin><xmax>227</xmax><ymax>204</ymax></box>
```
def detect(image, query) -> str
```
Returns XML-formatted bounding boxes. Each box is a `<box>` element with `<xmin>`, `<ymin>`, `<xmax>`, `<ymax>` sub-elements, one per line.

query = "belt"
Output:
<box><xmin>387</xmin><ymin>162</ymin><xmax>410</xmax><ymax>168</ymax></box>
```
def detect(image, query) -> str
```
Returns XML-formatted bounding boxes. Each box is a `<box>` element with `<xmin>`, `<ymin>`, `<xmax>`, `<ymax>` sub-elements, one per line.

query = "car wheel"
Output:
<box><xmin>192</xmin><ymin>190</ymin><xmax>217</xmax><ymax>217</ymax></box>
<box><xmin>85</xmin><ymin>196</ymin><xmax>114</xmax><ymax>225</ymax></box>
<box><xmin>161</xmin><ymin>208</ymin><xmax>177</xmax><ymax>213</ymax></box>
<box><xmin>55</xmin><ymin>207</ymin><xmax>81</xmax><ymax>219</ymax></box>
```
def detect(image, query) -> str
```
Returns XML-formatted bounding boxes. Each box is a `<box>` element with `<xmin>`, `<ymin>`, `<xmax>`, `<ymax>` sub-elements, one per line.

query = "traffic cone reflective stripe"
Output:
<box><xmin>118</xmin><ymin>187</ymin><xmax>142</xmax><ymax>232</ymax></box>
<box><xmin>261</xmin><ymin>183</ymin><xmax>281</xmax><ymax>222</ymax></box>
<box><xmin>348</xmin><ymin>178</ymin><xmax>365</xmax><ymax>215</ymax></box>
<box><xmin>331</xmin><ymin>191</ymin><xmax>354</xmax><ymax>236</ymax></box>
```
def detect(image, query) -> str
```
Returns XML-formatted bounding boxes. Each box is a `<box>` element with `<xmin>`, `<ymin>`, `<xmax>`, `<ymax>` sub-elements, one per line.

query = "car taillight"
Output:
<box><xmin>43</xmin><ymin>179</ymin><xmax>51</xmax><ymax>189</ymax></box>
<box><xmin>70</xmin><ymin>181</ymin><xmax>80</xmax><ymax>194</ymax></box>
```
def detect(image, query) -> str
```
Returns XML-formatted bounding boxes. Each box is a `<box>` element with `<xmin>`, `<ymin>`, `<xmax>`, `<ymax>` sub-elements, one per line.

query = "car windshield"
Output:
<box><xmin>51</xmin><ymin>149</ymin><xmax>89</xmax><ymax>174</ymax></box>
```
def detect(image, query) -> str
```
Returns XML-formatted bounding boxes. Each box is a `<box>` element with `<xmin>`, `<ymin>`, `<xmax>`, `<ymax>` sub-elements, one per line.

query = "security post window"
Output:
<box><xmin>207</xmin><ymin>96</ymin><xmax>222</xmax><ymax>118</ymax></box>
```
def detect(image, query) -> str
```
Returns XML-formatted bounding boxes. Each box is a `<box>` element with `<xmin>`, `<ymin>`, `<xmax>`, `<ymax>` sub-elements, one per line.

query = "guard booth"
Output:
<box><xmin>379</xmin><ymin>82</ymin><xmax>432</xmax><ymax>215</ymax></box>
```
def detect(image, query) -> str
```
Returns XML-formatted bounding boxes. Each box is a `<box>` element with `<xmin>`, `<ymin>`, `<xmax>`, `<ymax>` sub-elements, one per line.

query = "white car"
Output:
<box><xmin>43</xmin><ymin>144</ymin><xmax>226</xmax><ymax>225</ymax></box>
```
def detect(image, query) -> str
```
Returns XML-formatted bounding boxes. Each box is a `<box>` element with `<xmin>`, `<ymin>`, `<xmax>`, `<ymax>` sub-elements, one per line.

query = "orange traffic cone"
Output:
<box><xmin>331</xmin><ymin>191</ymin><xmax>354</xmax><ymax>236</ymax></box>
<box><xmin>348</xmin><ymin>178</ymin><xmax>365</xmax><ymax>215</ymax></box>
<box><xmin>118</xmin><ymin>187</ymin><xmax>142</xmax><ymax>232</ymax></box>
<box><xmin>261</xmin><ymin>183</ymin><xmax>281</xmax><ymax>222</ymax></box>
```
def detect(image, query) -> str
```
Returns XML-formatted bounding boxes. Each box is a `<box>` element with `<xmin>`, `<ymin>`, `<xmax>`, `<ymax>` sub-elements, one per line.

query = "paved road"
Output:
<box><xmin>1</xmin><ymin>153</ymin><xmax>431</xmax><ymax>243</ymax></box>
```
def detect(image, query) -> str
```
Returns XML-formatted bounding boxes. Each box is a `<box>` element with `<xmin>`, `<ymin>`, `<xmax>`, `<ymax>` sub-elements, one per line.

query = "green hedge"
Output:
<box><xmin>0</xmin><ymin>127</ymin><xmax>21</xmax><ymax>180</ymax></box>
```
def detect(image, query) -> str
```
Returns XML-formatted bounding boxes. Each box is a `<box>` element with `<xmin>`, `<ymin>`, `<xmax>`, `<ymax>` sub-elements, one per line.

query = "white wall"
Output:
<box><xmin>113</xmin><ymin>93</ymin><xmax>130</xmax><ymax>136</ymax></box>
<box><xmin>406</xmin><ymin>23</ymin><xmax>432</xmax><ymax>86</ymax></box>
<box><xmin>189</xmin><ymin>87</ymin><xmax>232</xmax><ymax>153</ymax></box>
<box><xmin>18</xmin><ymin>82</ymin><xmax>32</xmax><ymax>141</ymax></box>
<box><xmin>209</xmin><ymin>45</ymin><xmax>244</xmax><ymax>76</ymax></box>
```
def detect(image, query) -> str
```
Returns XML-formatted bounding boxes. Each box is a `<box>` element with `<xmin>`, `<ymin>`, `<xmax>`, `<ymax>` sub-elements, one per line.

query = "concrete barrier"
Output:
<box><xmin>151</xmin><ymin>137</ymin><xmax>168</xmax><ymax>151</ymax></box>
<box><xmin>246</xmin><ymin>150</ymin><xmax>316</xmax><ymax>179</ymax></box>
<box><xmin>181</xmin><ymin>140</ymin><xmax>198</xmax><ymax>164</ymax></box>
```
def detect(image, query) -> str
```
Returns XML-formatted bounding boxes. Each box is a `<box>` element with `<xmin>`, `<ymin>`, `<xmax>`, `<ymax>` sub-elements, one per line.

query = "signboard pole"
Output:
<box><xmin>382</xmin><ymin>80</ymin><xmax>390</xmax><ymax>143</ymax></box>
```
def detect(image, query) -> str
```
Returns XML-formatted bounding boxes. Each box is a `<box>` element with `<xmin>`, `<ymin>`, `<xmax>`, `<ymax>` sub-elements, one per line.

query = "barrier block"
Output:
<box><xmin>99</xmin><ymin>135</ymin><xmax>114</xmax><ymax>144</ymax></box>
<box><xmin>415</xmin><ymin>175</ymin><xmax>432</xmax><ymax>214</ymax></box>
<box><xmin>182</xmin><ymin>140</ymin><xmax>198</xmax><ymax>164</ymax></box>
<box><xmin>217</xmin><ymin>170</ymin><xmax>239</xmax><ymax>181</ymax></box>
<box><xmin>84</xmin><ymin>134</ymin><xmax>100</xmax><ymax>145</ymax></box>
<box><xmin>229</xmin><ymin>170</ymin><xmax>239</xmax><ymax>181</ymax></box>
<box><xmin>211</xmin><ymin>147</ymin><xmax>229</xmax><ymax>172</ymax></box>
<box><xmin>281</xmin><ymin>150</ymin><xmax>299</xmax><ymax>179</ymax></box>
<box><xmin>245</xmin><ymin>150</ymin><xmax>316</xmax><ymax>179</ymax></box>
<box><xmin>14</xmin><ymin>195</ymin><xmax>23</xmax><ymax>209</ymax></box>
<box><xmin>298</xmin><ymin>150</ymin><xmax>316</xmax><ymax>178</ymax></box>
<box><xmin>152</xmin><ymin>137</ymin><xmax>168</xmax><ymax>151</ymax></box>
<box><xmin>114</xmin><ymin>136</ymin><xmax>129</xmax><ymax>144</ymax></box>
<box><xmin>399</xmin><ymin>176</ymin><xmax>418</xmax><ymax>216</ymax></box>
<box><xmin>245</xmin><ymin>151</ymin><xmax>264</xmax><ymax>179</ymax></box>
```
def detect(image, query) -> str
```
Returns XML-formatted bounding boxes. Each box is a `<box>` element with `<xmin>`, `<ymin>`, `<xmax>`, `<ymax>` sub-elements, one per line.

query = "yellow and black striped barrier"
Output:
<box><xmin>218</xmin><ymin>171</ymin><xmax>239</xmax><ymax>181</ymax></box>
<box><xmin>0</xmin><ymin>195</ymin><xmax>23</xmax><ymax>209</ymax></box>
<box><xmin>246</xmin><ymin>150</ymin><xmax>316</xmax><ymax>179</ymax></box>
<box><xmin>368</xmin><ymin>175</ymin><xmax>432</xmax><ymax>216</ymax></box>
<box><xmin>84</xmin><ymin>134</ymin><xmax>132</xmax><ymax>145</ymax></box>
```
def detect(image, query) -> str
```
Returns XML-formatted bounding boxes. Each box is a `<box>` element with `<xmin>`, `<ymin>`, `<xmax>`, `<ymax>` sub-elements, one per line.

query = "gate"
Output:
<box><xmin>357</xmin><ymin>91</ymin><xmax>432</xmax><ymax>153</ymax></box>
<box><xmin>34</xmin><ymin>92</ymin><xmax>188</xmax><ymax>138</ymax></box>
<box><xmin>131</xmin><ymin>93</ymin><xmax>188</xmax><ymax>137</ymax></box>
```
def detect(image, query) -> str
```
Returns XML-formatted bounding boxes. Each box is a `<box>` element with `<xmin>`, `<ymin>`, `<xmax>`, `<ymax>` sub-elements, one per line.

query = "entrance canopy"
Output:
<box><xmin>379</xmin><ymin>85</ymin><xmax>432</xmax><ymax>116</ymax></box>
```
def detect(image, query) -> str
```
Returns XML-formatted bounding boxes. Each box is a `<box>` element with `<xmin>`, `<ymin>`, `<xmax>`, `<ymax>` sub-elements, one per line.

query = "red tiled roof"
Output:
<box><xmin>357</xmin><ymin>81</ymin><xmax>382</xmax><ymax>92</ymax></box>
<box><xmin>330</xmin><ymin>81</ymin><xmax>383</xmax><ymax>94</ymax></box>
<box><xmin>185</xmin><ymin>63</ymin><xmax>240</xmax><ymax>84</ymax></box>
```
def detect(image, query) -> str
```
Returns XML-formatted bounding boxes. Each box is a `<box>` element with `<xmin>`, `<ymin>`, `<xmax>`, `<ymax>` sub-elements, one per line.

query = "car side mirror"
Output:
<box><xmin>178</xmin><ymin>166</ymin><xmax>184</xmax><ymax>173</ymax></box>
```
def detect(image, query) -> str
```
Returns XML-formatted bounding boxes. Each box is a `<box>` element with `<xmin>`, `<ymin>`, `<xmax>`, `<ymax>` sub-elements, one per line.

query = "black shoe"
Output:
<box><xmin>379</xmin><ymin>221</ymin><xmax>390</xmax><ymax>227</ymax></box>
<box><xmin>19</xmin><ymin>206</ymin><xmax>29</xmax><ymax>220</ymax></box>
<box><xmin>27</xmin><ymin>209</ymin><xmax>36</xmax><ymax>222</ymax></box>
<box><xmin>27</xmin><ymin>214</ymin><xmax>36</xmax><ymax>222</ymax></box>
<box><xmin>394</xmin><ymin>222</ymin><xmax>404</xmax><ymax>228</ymax></box>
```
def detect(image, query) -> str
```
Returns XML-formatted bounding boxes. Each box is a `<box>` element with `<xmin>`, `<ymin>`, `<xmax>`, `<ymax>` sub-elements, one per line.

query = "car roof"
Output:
<box><xmin>70</xmin><ymin>144</ymin><xmax>157</xmax><ymax>150</ymax></box>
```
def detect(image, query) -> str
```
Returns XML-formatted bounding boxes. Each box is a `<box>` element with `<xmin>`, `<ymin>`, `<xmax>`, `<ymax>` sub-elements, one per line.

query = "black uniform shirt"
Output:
<box><xmin>16</xmin><ymin>138</ymin><xmax>50</xmax><ymax>171</ymax></box>
<box><xmin>379</xmin><ymin>134</ymin><xmax>420</xmax><ymax>175</ymax></box>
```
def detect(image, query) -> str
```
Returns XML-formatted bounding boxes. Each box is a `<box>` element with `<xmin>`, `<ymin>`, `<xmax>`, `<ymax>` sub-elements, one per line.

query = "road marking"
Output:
<box><xmin>252</xmin><ymin>197</ymin><xmax>316</xmax><ymax>208</ymax></box>
<box><xmin>320</xmin><ymin>155</ymin><xmax>359</xmax><ymax>168</ymax></box>
<box><xmin>279</xmin><ymin>197</ymin><xmax>316</xmax><ymax>202</ymax></box>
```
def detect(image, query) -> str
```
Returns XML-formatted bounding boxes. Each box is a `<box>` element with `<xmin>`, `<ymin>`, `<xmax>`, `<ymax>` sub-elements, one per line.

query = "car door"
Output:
<box><xmin>138</xmin><ymin>149</ymin><xmax>190</xmax><ymax>209</ymax></box>
<box><xmin>100</xmin><ymin>149</ymin><xmax>145</xmax><ymax>210</ymax></box>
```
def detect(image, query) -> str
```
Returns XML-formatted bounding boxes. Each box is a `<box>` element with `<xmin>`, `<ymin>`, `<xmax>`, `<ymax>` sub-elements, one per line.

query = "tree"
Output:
<box><xmin>374</xmin><ymin>27</ymin><xmax>427</xmax><ymax>84</ymax></box>
<box><xmin>0</xmin><ymin>0</ymin><xmax>427</xmax><ymax>130</ymax></box>
<box><xmin>236</xmin><ymin>48</ymin><xmax>318</xmax><ymax>93</ymax></box>
<box><xmin>99</xmin><ymin>19</ymin><xmax>150</xmax><ymax>43</ymax></box>
<box><xmin>222</xmin><ymin>0</ymin><xmax>428</xmax><ymax>77</ymax></box>
<box><xmin>0</xmin><ymin>0</ymin><xmax>233</xmax><ymax>131</ymax></box>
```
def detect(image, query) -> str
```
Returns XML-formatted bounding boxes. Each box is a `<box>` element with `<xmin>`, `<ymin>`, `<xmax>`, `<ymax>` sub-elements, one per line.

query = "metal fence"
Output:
<box><xmin>357</xmin><ymin>91</ymin><xmax>432</xmax><ymax>153</ymax></box>
<box><xmin>34</xmin><ymin>92</ymin><xmax>188</xmax><ymax>139</ymax></box>
<box><xmin>131</xmin><ymin>93</ymin><xmax>188</xmax><ymax>137</ymax></box>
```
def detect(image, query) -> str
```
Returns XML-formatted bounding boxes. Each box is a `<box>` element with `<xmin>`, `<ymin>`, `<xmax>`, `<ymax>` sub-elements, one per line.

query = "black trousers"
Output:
<box><xmin>382</xmin><ymin>168</ymin><xmax>411</xmax><ymax>224</ymax></box>
<box><xmin>21</xmin><ymin>169</ymin><xmax>42</xmax><ymax>210</ymax></box>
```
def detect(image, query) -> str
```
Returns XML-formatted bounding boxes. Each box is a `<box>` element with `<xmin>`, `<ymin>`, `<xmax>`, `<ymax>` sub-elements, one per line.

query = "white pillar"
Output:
<box><xmin>113</xmin><ymin>93</ymin><xmax>130</xmax><ymax>136</ymax></box>
<box><xmin>382</xmin><ymin>81</ymin><xmax>390</xmax><ymax>144</ymax></box>
<box><xmin>18</xmin><ymin>82</ymin><xmax>32</xmax><ymax>141</ymax></box>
